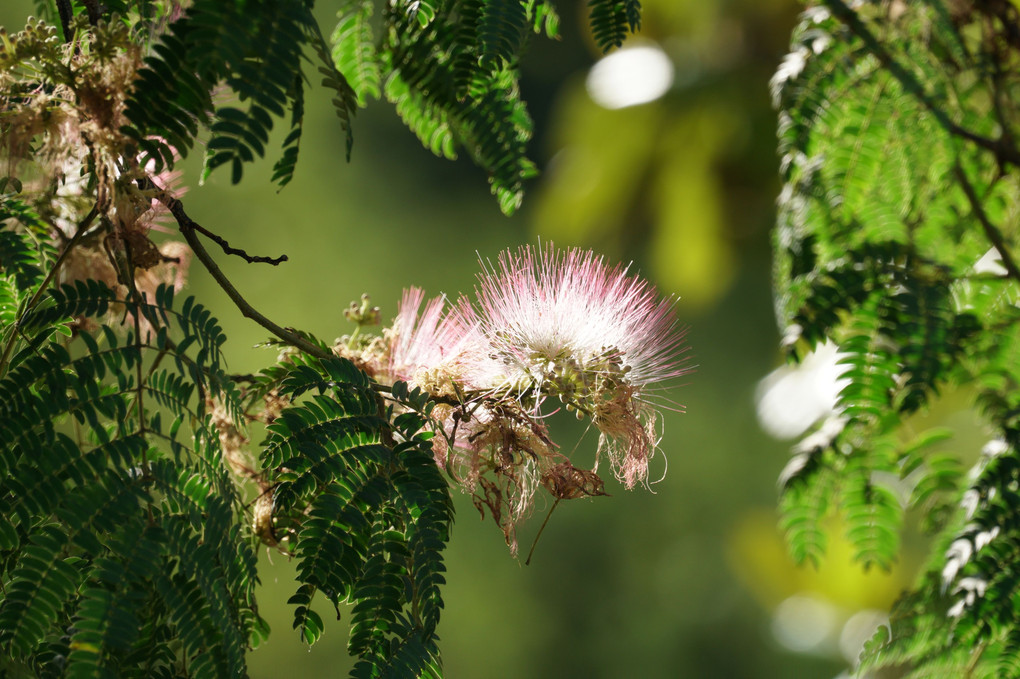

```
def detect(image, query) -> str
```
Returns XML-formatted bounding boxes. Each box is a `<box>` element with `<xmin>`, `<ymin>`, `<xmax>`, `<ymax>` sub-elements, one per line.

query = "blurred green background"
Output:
<box><xmin>0</xmin><ymin>1</ymin><xmax>937</xmax><ymax>676</ymax></box>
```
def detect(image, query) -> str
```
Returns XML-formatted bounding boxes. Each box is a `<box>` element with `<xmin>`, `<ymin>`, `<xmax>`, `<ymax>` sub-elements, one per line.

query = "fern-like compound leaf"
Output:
<box><xmin>773</xmin><ymin>1</ymin><xmax>1020</xmax><ymax>673</ymax></box>
<box><xmin>0</xmin><ymin>275</ymin><xmax>257</xmax><ymax>676</ymax></box>
<box><xmin>587</xmin><ymin>0</ymin><xmax>641</xmax><ymax>51</ymax></box>
<box><xmin>258</xmin><ymin>357</ymin><xmax>453</xmax><ymax>676</ymax></box>
<box><xmin>333</xmin><ymin>0</ymin><xmax>383</xmax><ymax>106</ymax></box>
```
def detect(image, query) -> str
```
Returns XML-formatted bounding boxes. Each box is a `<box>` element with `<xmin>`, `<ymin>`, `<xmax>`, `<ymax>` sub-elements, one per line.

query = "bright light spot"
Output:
<box><xmin>771</xmin><ymin>594</ymin><xmax>838</xmax><ymax>653</ymax></box>
<box><xmin>983</xmin><ymin>438</ymin><xmax>1009</xmax><ymax>458</ymax></box>
<box><xmin>942</xmin><ymin>541</ymin><xmax>969</xmax><ymax>586</ymax></box>
<box><xmin>756</xmin><ymin>341</ymin><xmax>850</xmax><ymax>439</ymax></box>
<box><xmin>586</xmin><ymin>44</ymin><xmax>674</xmax><ymax>110</ymax></box>
<box><xmin>974</xmin><ymin>247</ymin><xmax>1007</xmax><ymax>276</ymax></box>
<box><xmin>839</xmin><ymin>609</ymin><xmax>886</xmax><ymax>663</ymax></box>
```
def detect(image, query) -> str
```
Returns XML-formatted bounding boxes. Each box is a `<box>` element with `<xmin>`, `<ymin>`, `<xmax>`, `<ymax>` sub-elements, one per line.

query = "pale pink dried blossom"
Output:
<box><xmin>462</xmin><ymin>244</ymin><xmax>691</xmax><ymax>488</ymax></box>
<box><xmin>117</xmin><ymin>151</ymin><xmax>187</xmax><ymax>234</ymax></box>
<box><xmin>135</xmin><ymin>240</ymin><xmax>192</xmax><ymax>296</ymax></box>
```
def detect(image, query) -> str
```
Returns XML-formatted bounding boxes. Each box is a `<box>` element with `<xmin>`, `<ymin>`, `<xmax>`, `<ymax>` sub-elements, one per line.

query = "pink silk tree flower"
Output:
<box><xmin>387</xmin><ymin>287</ymin><xmax>497</xmax><ymax>396</ymax></box>
<box><xmin>463</xmin><ymin>244</ymin><xmax>691</xmax><ymax>489</ymax></box>
<box><xmin>386</xmin><ymin>288</ymin><xmax>515</xmax><ymax>499</ymax></box>
<box><xmin>375</xmin><ymin>248</ymin><xmax>690</xmax><ymax>554</ymax></box>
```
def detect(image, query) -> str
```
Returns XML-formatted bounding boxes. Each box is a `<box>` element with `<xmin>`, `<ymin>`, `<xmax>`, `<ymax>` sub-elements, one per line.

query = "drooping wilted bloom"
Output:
<box><xmin>462</xmin><ymin>244</ymin><xmax>691</xmax><ymax>488</ymax></box>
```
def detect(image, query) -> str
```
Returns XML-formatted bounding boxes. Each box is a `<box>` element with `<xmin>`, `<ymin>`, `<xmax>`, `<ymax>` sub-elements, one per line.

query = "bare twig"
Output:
<box><xmin>139</xmin><ymin>179</ymin><xmax>287</xmax><ymax>265</ymax></box>
<box><xmin>525</xmin><ymin>498</ymin><xmax>561</xmax><ymax>566</ymax></box>
<box><xmin>144</xmin><ymin>183</ymin><xmax>331</xmax><ymax>360</ymax></box>
<box><xmin>55</xmin><ymin>0</ymin><xmax>74</xmax><ymax>43</ymax></box>
<box><xmin>187</xmin><ymin>220</ymin><xmax>288</xmax><ymax>266</ymax></box>
<box><xmin>81</xmin><ymin>0</ymin><xmax>101</xmax><ymax>25</ymax></box>
<box><xmin>181</xmin><ymin>225</ymin><xmax>330</xmax><ymax>359</ymax></box>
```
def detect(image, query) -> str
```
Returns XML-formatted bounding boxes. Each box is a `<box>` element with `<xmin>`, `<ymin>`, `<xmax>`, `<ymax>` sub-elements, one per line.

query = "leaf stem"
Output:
<box><xmin>525</xmin><ymin>497</ymin><xmax>561</xmax><ymax>566</ymax></box>
<box><xmin>964</xmin><ymin>639</ymin><xmax>988</xmax><ymax>677</ymax></box>
<box><xmin>0</xmin><ymin>205</ymin><xmax>98</xmax><ymax>377</ymax></box>
<box><xmin>55</xmin><ymin>0</ymin><xmax>74</xmax><ymax>42</ymax></box>
<box><xmin>121</xmin><ymin>236</ymin><xmax>149</xmax><ymax>471</ymax></box>
<box><xmin>823</xmin><ymin>0</ymin><xmax>1020</xmax><ymax>167</ymax></box>
<box><xmin>954</xmin><ymin>163</ymin><xmax>1020</xmax><ymax>284</ymax></box>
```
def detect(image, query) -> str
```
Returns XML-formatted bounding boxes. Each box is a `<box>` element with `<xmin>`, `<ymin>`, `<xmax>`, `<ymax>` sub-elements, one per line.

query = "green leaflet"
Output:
<box><xmin>121</xmin><ymin>0</ymin><xmax>357</xmax><ymax>187</ymax></box>
<box><xmin>376</xmin><ymin>0</ymin><xmax>539</xmax><ymax>214</ymax></box>
<box><xmin>333</xmin><ymin>0</ymin><xmax>383</xmax><ymax>107</ymax></box>
<box><xmin>773</xmin><ymin>0</ymin><xmax>1020</xmax><ymax>675</ymax></box>
<box><xmin>113</xmin><ymin>0</ymin><xmax>634</xmax><ymax>210</ymax></box>
<box><xmin>477</xmin><ymin>0</ymin><xmax>529</xmax><ymax>68</ymax></box>
<box><xmin>257</xmin><ymin>357</ymin><xmax>452</xmax><ymax>677</ymax></box>
<box><xmin>326</xmin><ymin>0</ymin><xmax>624</xmax><ymax>214</ymax></box>
<box><xmin>859</xmin><ymin>441</ymin><xmax>1020</xmax><ymax>678</ymax></box>
<box><xmin>587</xmin><ymin>0</ymin><xmax>641</xmax><ymax>52</ymax></box>
<box><xmin>8</xmin><ymin>0</ymin><xmax>632</xmax><ymax>214</ymax></box>
<box><xmin>0</xmin><ymin>279</ymin><xmax>259</xmax><ymax>677</ymax></box>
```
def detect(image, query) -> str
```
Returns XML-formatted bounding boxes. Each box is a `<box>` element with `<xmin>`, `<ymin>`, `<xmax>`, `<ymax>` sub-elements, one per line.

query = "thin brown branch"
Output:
<box><xmin>140</xmin><ymin>179</ymin><xmax>287</xmax><ymax>265</ymax></box>
<box><xmin>55</xmin><ymin>0</ymin><xmax>74</xmax><ymax>43</ymax></box>
<box><xmin>145</xmin><ymin>183</ymin><xmax>331</xmax><ymax>360</ymax></box>
<box><xmin>81</xmin><ymin>0</ymin><xmax>101</xmax><ymax>25</ymax></box>
<box><xmin>188</xmin><ymin>220</ymin><xmax>288</xmax><ymax>266</ymax></box>
<box><xmin>525</xmin><ymin>497</ymin><xmax>561</xmax><ymax>566</ymax></box>
<box><xmin>955</xmin><ymin>163</ymin><xmax>1020</xmax><ymax>283</ymax></box>
<box><xmin>824</xmin><ymin>0</ymin><xmax>1020</xmax><ymax>167</ymax></box>
<box><xmin>182</xmin><ymin>226</ymin><xmax>330</xmax><ymax>359</ymax></box>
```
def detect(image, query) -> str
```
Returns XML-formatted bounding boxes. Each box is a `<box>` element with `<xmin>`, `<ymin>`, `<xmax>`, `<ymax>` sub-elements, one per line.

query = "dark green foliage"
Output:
<box><xmin>0</xmin><ymin>273</ymin><xmax>259</xmax><ymax>677</ymax></box>
<box><xmin>858</xmin><ymin>441</ymin><xmax>1020</xmax><ymax>678</ymax></box>
<box><xmin>327</xmin><ymin>0</ymin><xmax>632</xmax><ymax>214</ymax></box>
<box><xmin>123</xmin><ymin>0</ymin><xmax>356</xmax><ymax>187</ymax></box>
<box><xmin>116</xmin><ymin>0</ymin><xmax>633</xmax><ymax>212</ymax></box>
<box><xmin>773</xmin><ymin>0</ymin><xmax>1020</xmax><ymax>674</ymax></box>
<box><xmin>256</xmin><ymin>357</ymin><xmax>452</xmax><ymax>677</ymax></box>
<box><xmin>0</xmin><ymin>200</ymin><xmax>54</xmax><ymax>337</ymax></box>
<box><xmin>332</xmin><ymin>0</ymin><xmax>382</xmax><ymax>107</ymax></box>
<box><xmin>477</xmin><ymin>0</ymin><xmax>530</xmax><ymax>67</ymax></box>
<box><xmin>374</xmin><ymin>0</ymin><xmax>540</xmax><ymax>213</ymax></box>
<box><xmin>0</xmin><ymin>228</ymin><xmax>44</xmax><ymax>292</ymax></box>
<box><xmin>588</xmin><ymin>0</ymin><xmax>641</xmax><ymax>52</ymax></box>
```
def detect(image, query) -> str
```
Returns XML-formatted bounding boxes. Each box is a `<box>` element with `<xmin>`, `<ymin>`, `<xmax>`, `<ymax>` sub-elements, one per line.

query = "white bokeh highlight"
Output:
<box><xmin>586</xmin><ymin>43</ymin><xmax>675</xmax><ymax>110</ymax></box>
<box><xmin>771</xmin><ymin>595</ymin><xmax>838</xmax><ymax>653</ymax></box>
<box><xmin>756</xmin><ymin>341</ymin><xmax>850</xmax><ymax>440</ymax></box>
